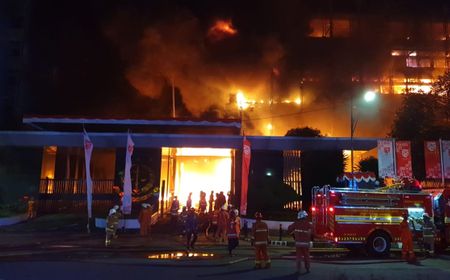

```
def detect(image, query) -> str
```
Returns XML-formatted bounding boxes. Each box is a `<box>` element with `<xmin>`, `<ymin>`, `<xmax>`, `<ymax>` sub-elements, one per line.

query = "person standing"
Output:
<box><xmin>105</xmin><ymin>206</ymin><xmax>121</xmax><ymax>246</ymax></box>
<box><xmin>288</xmin><ymin>210</ymin><xmax>312</xmax><ymax>274</ymax></box>
<box><xmin>422</xmin><ymin>213</ymin><xmax>436</xmax><ymax>257</ymax></box>
<box><xmin>170</xmin><ymin>195</ymin><xmax>180</xmax><ymax>226</ymax></box>
<box><xmin>209</xmin><ymin>191</ymin><xmax>214</xmax><ymax>212</ymax></box>
<box><xmin>27</xmin><ymin>196</ymin><xmax>37</xmax><ymax>220</ymax></box>
<box><xmin>185</xmin><ymin>208</ymin><xmax>199</xmax><ymax>250</ymax></box>
<box><xmin>252</xmin><ymin>212</ymin><xmax>270</xmax><ymax>269</ymax></box>
<box><xmin>400</xmin><ymin>212</ymin><xmax>416</xmax><ymax>263</ymax></box>
<box><xmin>199</xmin><ymin>191</ymin><xmax>207</xmax><ymax>214</ymax></box>
<box><xmin>227</xmin><ymin>210</ymin><xmax>239</xmax><ymax>256</ymax></box>
<box><xmin>186</xmin><ymin>193</ymin><xmax>192</xmax><ymax>210</ymax></box>
<box><xmin>217</xmin><ymin>206</ymin><xmax>229</xmax><ymax>242</ymax></box>
<box><xmin>138</xmin><ymin>203</ymin><xmax>153</xmax><ymax>237</ymax></box>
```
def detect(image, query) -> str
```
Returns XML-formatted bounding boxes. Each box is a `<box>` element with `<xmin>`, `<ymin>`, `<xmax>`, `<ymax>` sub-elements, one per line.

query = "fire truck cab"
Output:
<box><xmin>311</xmin><ymin>185</ymin><xmax>434</xmax><ymax>256</ymax></box>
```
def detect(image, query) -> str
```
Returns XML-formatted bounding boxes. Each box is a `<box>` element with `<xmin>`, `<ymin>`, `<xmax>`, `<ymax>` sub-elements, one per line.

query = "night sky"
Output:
<box><xmin>24</xmin><ymin>0</ymin><xmax>449</xmax><ymax>121</ymax></box>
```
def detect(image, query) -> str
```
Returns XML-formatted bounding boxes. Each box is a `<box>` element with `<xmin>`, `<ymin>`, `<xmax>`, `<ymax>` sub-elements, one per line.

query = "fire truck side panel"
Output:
<box><xmin>333</xmin><ymin>207</ymin><xmax>404</xmax><ymax>244</ymax></box>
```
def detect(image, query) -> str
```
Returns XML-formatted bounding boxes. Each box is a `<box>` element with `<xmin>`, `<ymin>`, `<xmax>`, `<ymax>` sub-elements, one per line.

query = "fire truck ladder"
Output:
<box><xmin>312</xmin><ymin>185</ymin><xmax>331</xmax><ymax>226</ymax></box>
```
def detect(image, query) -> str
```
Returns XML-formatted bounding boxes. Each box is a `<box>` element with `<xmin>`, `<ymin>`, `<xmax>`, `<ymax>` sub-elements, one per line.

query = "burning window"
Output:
<box><xmin>160</xmin><ymin>147</ymin><xmax>233</xmax><ymax>209</ymax></box>
<box><xmin>309</xmin><ymin>18</ymin><xmax>350</xmax><ymax>38</ymax></box>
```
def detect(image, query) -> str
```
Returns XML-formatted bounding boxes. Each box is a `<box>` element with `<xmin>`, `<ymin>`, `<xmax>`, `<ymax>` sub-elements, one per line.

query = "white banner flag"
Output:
<box><xmin>377</xmin><ymin>139</ymin><xmax>395</xmax><ymax>178</ymax></box>
<box><xmin>122</xmin><ymin>133</ymin><xmax>134</xmax><ymax>214</ymax></box>
<box><xmin>442</xmin><ymin>140</ymin><xmax>450</xmax><ymax>179</ymax></box>
<box><xmin>83</xmin><ymin>130</ymin><xmax>93</xmax><ymax>218</ymax></box>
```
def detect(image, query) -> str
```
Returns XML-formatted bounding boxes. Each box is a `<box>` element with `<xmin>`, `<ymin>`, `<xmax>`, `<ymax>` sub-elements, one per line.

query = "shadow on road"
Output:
<box><xmin>197</xmin><ymin>268</ymin><xmax>255</xmax><ymax>277</ymax></box>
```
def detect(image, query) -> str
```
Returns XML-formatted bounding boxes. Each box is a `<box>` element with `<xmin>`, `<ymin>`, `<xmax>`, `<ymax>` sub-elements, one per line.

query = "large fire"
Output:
<box><xmin>160</xmin><ymin>147</ymin><xmax>232</xmax><ymax>210</ymax></box>
<box><xmin>208</xmin><ymin>19</ymin><xmax>238</xmax><ymax>41</ymax></box>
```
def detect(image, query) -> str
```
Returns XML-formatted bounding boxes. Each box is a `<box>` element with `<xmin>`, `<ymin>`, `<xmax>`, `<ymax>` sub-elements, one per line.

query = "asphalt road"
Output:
<box><xmin>1</xmin><ymin>256</ymin><xmax>450</xmax><ymax>280</ymax></box>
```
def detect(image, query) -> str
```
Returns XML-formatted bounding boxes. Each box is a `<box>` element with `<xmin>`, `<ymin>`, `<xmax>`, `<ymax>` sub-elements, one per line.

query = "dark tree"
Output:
<box><xmin>390</xmin><ymin>93</ymin><xmax>450</xmax><ymax>179</ymax></box>
<box><xmin>357</xmin><ymin>156</ymin><xmax>378</xmax><ymax>178</ymax></box>
<box><xmin>285</xmin><ymin>127</ymin><xmax>345</xmax><ymax>210</ymax></box>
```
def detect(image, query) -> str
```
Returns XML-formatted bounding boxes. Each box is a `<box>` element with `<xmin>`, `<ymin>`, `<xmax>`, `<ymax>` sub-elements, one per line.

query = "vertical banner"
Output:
<box><xmin>122</xmin><ymin>133</ymin><xmax>134</xmax><ymax>214</ymax></box>
<box><xmin>424</xmin><ymin>141</ymin><xmax>442</xmax><ymax>179</ymax></box>
<box><xmin>83</xmin><ymin>130</ymin><xmax>93</xmax><ymax>218</ymax></box>
<box><xmin>377</xmin><ymin>140</ymin><xmax>395</xmax><ymax>178</ymax></box>
<box><xmin>240</xmin><ymin>136</ymin><xmax>251</xmax><ymax>216</ymax></box>
<box><xmin>442</xmin><ymin>140</ymin><xmax>450</xmax><ymax>179</ymax></box>
<box><xmin>395</xmin><ymin>141</ymin><xmax>413</xmax><ymax>178</ymax></box>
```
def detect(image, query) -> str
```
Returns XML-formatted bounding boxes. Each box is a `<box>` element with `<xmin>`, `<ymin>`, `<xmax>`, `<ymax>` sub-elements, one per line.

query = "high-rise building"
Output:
<box><xmin>0</xmin><ymin>0</ymin><xmax>29</xmax><ymax>129</ymax></box>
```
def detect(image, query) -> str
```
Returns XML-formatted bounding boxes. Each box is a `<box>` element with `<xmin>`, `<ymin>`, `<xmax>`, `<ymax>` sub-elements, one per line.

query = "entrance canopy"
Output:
<box><xmin>0</xmin><ymin>131</ymin><xmax>378</xmax><ymax>151</ymax></box>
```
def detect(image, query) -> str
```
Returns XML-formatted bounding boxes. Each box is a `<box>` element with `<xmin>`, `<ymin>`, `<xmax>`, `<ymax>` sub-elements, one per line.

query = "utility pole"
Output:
<box><xmin>171</xmin><ymin>77</ymin><xmax>176</xmax><ymax>118</ymax></box>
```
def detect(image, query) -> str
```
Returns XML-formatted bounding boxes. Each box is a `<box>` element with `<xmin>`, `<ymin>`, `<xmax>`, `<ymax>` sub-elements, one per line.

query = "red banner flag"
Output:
<box><xmin>395</xmin><ymin>141</ymin><xmax>413</xmax><ymax>178</ymax></box>
<box><xmin>443</xmin><ymin>140</ymin><xmax>450</xmax><ymax>179</ymax></box>
<box><xmin>424</xmin><ymin>141</ymin><xmax>442</xmax><ymax>179</ymax></box>
<box><xmin>240</xmin><ymin>137</ymin><xmax>251</xmax><ymax>216</ymax></box>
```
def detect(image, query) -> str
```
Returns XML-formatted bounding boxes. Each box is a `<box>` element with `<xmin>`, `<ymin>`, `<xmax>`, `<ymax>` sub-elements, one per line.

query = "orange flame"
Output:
<box><xmin>208</xmin><ymin>19</ymin><xmax>237</xmax><ymax>41</ymax></box>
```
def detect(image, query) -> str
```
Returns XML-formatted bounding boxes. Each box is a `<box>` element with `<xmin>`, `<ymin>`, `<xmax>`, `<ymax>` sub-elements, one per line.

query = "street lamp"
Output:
<box><xmin>350</xmin><ymin>90</ymin><xmax>377</xmax><ymax>189</ymax></box>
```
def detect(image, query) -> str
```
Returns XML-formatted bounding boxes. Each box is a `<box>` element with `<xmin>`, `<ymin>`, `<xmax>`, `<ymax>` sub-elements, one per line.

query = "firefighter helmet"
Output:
<box><xmin>234</xmin><ymin>209</ymin><xmax>239</xmax><ymax>216</ymax></box>
<box><xmin>297</xmin><ymin>210</ymin><xmax>308</xmax><ymax>219</ymax></box>
<box><xmin>255</xmin><ymin>212</ymin><xmax>263</xmax><ymax>219</ymax></box>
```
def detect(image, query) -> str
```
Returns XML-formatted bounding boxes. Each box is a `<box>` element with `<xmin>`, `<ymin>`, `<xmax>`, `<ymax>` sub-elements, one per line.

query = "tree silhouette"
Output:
<box><xmin>285</xmin><ymin>126</ymin><xmax>344</xmax><ymax>210</ymax></box>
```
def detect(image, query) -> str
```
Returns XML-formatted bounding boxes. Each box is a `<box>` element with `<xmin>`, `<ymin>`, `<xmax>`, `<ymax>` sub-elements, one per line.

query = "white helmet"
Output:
<box><xmin>109</xmin><ymin>209</ymin><xmax>117</xmax><ymax>216</ymax></box>
<box><xmin>297</xmin><ymin>210</ymin><xmax>308</xmax><ymax>219</ymax></box>
<box><xmin>113</xmin><ymin>205</ymin><xmax>120</xmax><ymax>210</ymax></box>
<box><xmin>233</xmin><ymin>209</ymin><xmax>239</xmax><ymax>216</ymax></box>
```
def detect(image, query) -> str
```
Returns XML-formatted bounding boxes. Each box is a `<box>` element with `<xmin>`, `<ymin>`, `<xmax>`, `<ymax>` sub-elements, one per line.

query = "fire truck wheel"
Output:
<box><xmin>366</xmin><ymin>232</ymin><xmax>391</xmax><ymax>257</ymax></box>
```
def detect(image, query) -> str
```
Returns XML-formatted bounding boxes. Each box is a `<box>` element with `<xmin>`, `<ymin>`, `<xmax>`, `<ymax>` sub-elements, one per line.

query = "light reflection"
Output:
<box><xmin>147</xmin><ymin>252</ymin><xmax>215</xmax><ymax>259</ymax></box>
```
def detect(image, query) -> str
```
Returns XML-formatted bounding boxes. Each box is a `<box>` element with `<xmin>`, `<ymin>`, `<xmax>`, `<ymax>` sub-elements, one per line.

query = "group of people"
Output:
<box><xmin>170</xmin><ymin>191</ymin><xmax>231</xmax><ymax>219</ymax></box>
<box><xmin>105</xmin><ymin>203</ymin><xmax>154</xmax><ymax>246</ymax></box>
<box><xmin>250</xmin><ymin>210</ymin><xmax>312</xmax><ymax>273</ymax></box>
<box><xmin>104</xmin><ymin>198</ymin><xmax>435</xmax><ymax>274</ymax></box>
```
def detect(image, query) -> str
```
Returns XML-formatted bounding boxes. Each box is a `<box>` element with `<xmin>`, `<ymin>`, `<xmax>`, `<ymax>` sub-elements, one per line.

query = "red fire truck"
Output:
<box><xmin>311</xmin><ymin>185</ymin><xmax>435</xmax><ymax>256</ymax></box>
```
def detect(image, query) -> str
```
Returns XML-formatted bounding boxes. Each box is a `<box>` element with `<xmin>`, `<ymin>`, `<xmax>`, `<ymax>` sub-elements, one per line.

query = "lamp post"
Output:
<box><xmin>350</xmin><ymin>90</ymin><xmax>376</xmax><ymax>189</ymax></box>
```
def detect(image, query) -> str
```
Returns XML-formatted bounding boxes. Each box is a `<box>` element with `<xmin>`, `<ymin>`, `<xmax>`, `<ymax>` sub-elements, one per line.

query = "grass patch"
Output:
<box><xmin>0</xmin><ymin>213</ymin><xmax>86</xmax><ymax>232</ymax></box>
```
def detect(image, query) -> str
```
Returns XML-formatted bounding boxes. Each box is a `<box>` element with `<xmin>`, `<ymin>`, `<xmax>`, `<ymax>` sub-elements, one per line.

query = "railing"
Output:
<box><xmin>39</xmin><ymin>178</ymin><xmax>114</xmax><ymax>194</ymax></box>
<box><xmin>38</xmin><ymin>179</ymin><xmax>116</xmax><ymax>214</ymax></box>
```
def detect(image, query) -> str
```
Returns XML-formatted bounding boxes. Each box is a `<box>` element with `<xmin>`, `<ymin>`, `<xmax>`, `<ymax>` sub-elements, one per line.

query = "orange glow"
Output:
<box><xmin>294</xmin><ymin>97</ymin><xmax>301</xmax><ymax>105</ymax></box>
<box><xmin>236</xmin><ymin>90</ymin><xmax>249</xmax><ymax>110</ymax></box>
<box><xmin>160</xmin><ymin>147</ymin><xmax>232</xmax><ymax>209</ymax></box>
<box><xmin>208</xmin><ymin>19</ymin><xmax>237</xmax><ymax>41</ymax></box>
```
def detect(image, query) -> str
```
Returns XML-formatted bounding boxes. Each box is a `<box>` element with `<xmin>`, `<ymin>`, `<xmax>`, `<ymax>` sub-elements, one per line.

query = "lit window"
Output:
<box><xmin>406</xmin><ymin>57</ymin><xmax>418</xmax><ymax>68</ymax></box>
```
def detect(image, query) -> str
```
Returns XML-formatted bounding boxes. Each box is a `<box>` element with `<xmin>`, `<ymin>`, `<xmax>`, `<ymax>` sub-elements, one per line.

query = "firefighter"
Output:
<box><xmin>400</xmin><ymin>212</ymin><xmax>416</xmax><ymax>263</ymax></box>
<box><xmin>234</xmin><ymin>209</ymin><xmax>241</xmax><ymax>235</ymax></box>
<box><xmin>27</xmin><ymin>196</ymin><xmax>37</xmax><ymax>220</ymax></box>
<box><xmin>288</xmin><ymin>210</ymin><xmax>312</xmax><ymax>274</ymax></box>
<box><xmin>185</xmin><ymin>208</ymin><xmax>199</xmax><ymax>250</ymax></box>
<box><xmin>227</xmin><ymin>209</ymin><xmax>239</xmax><ymax>256</ymax></box>
<box><xmin>170</xmin><ymin>195</ymin><xmax>180</xmax><ymax>227</ymax></box>
<box><xmin>252</xmin><ymin>212</ymin><xmax>270</xmax><ymax>269</ymax></box>
<box><xmin>422</xmin><ymin>213</ymin><xmax>436</xmax><ymax>257</ymax></box>
<box><xmin>217</xmin><ymin>205</ymin><xmax>229</xmax><ymax>242</ymax></box>
<box><xmin>207</xmin><ymin>209</ymin><xmax>219</xmax><ymax>239</ymax></box>
<box><xmin>138</xmin><ymin>203</ymin><xmax>152</xmax><ymax>237</ymax></box>
<box><xmin>105</xmin><ymin>206</ymin><xmax>121</xmax><ymax>246</ymax></box>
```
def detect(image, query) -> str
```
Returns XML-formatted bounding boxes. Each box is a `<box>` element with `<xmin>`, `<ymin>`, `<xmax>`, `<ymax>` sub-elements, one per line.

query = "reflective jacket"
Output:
<box><xmin>227</xmin><ymin>217</ymin><xmax>238</xmax><ymax>239</ymax></box>
<box><xmin>422</xmin><ymin>219</ymin><xmax>436</xmax><ymax>239</ymax></box>
<box><xmin>288</xmin><ymin>219</ymin><xmax>312</xmax><ymax>247</ymax></box>
<box><xmin>252</xmin><ymin>220</ymin><xmax>269</xmax><ymax>245</ymax></box>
